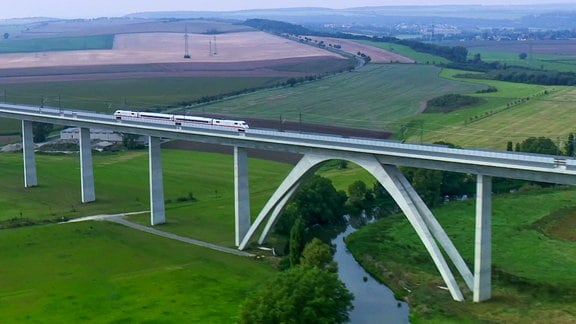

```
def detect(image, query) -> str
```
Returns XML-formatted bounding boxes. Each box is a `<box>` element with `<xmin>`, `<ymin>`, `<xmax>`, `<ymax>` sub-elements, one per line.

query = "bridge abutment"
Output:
<box><xmin>149</xmin><ymin>136</ymin><xmax>166</xmax><ymax>225</ymax></box>
<box><xmin>79</xmin><ymin>127</ymin><xmax>95</xmax><ymax>203</ymax></box>
<box><xmin>234</xmin><ymin>146</ymin><xmax>251</xmax><ymax>246</ymax></box>
<box><xmin>22</xmin><ymin>120</ymin><xmax>37</xmax><ymax>187</ymax></box>
<box><xmin>474</xmin><ymin>174</ymin><xmax>492</xmax><ymax>302</ymax></box>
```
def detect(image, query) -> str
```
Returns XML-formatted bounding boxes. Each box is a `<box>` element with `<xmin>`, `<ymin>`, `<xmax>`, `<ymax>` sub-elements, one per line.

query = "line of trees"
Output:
<box><xmin>489</xmin><ymin>69</ymin><xmax>576</xmax><ymax>86</ymax></box>
<box><xmin>448</xmin><ymin>56</ymin><xmax>576</xmax><ymax>86</ymax></box>
<box><xmin>507</xmin><ymin>135</ymin><xmax>569</xmax><ymax>156</ymax></box>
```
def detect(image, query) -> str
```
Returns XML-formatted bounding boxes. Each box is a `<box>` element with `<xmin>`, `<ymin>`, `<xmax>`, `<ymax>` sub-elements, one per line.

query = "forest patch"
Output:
<box><xmin>423</xmin><ymin>93</ymin><xmax>484</xmax><ymax>113</ymax></box>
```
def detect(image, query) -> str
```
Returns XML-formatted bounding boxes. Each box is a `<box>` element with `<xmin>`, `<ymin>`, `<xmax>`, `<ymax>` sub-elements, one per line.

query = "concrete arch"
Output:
<box><xmin>239</xmin><ymin>151</ymin><xmax>470</xmax><ymax>301</ymax></box>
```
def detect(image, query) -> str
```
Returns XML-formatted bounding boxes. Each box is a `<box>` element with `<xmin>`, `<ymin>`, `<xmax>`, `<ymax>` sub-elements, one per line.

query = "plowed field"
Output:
<box><xmin>0</xmin><ymin>31</ymin><xmax>349</xmax><ymax>83</ymax></box>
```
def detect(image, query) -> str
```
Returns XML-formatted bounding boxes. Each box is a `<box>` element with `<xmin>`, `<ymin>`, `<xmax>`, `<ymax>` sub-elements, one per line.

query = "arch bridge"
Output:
<box><xmin>2</xmin><ymin>103</ymin><xmax>575</xmax><ymax>302</ymax></box>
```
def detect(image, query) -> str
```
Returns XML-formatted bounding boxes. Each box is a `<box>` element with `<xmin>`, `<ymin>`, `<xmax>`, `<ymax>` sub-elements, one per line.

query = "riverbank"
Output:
<box><xmin>346</xmin><ymin>186</ymin><xmax>576</xmax><ymax>323</ymax></box>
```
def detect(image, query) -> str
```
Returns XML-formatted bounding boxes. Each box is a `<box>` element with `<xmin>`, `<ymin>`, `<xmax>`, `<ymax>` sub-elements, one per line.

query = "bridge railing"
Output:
<box><xmin>247</xmin><ymin>128</ymin><xmax>560</xmax><ymax>168</ymax></box>
<box><xmin>2</xmin><ymin>103</ymin><xmax>575</xmax><ymax>173</ymax></box>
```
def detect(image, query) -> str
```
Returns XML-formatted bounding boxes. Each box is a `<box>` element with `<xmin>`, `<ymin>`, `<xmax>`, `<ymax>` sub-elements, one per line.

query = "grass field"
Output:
<box><xmin>0</xmin><ymin>35</ymin><xmax>114</xmax><ymax>53</ymax></box>
<box><xmin>192</xmin><ymin>64</ymin><xmax>485</xmax><ymax>130</ymax></box>
<box><xmin>0</xmin><ymin>148</ymin><xmax>293</xmax><ymax>322</ymax></box>
<box><xmin>346</xmin><ymin>186</ymin><xmax>576</xmax><ymax>323</ymax></box>
<box><xmin>0</xmin><ymin>76</ymin><xmax>285</xmax><ymax>135</ymax></box>
<box><xmin>0</xmin><ymin>221</ymin><xmax>275</xmax><ymax>322</ymax></box>
<box><xmin>0</xmin><ymin>149</ymin><xmax>292</xmax><ymax>245</ymax></box>
<box><xmin>399</xmin><ymin>69</ymin><xmax>576</xmax><ymax>149</ymax></box>
<box><xmin>470</xmin><ymin>50</ymin><xmax>576</xmax><ymax>73</ymax></box>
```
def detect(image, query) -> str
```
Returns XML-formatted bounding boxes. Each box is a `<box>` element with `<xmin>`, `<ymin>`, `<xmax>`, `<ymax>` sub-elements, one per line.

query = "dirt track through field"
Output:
<box><xmin>305</xmin><ymin>36</ymin><xmax>415</xmax><ymax>63</ymax></box>
<box><xmin>65</xmin><ymin>213</ymin><xmax>254</xmax><ymax>256</ymax></box>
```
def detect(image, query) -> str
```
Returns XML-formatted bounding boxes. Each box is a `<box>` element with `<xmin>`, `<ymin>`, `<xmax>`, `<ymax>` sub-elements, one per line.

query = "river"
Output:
<box><xmin>333</xmin><ymin>223</ymin><xmax>410</xmax><ymax>323</ymax></box>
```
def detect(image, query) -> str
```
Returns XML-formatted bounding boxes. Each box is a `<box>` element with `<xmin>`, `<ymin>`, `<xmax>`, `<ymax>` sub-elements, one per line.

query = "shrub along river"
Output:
<box><xmin>332</xmin><ymin>218</ymin><xmax>409</xmax><ymax>323</ymax></box>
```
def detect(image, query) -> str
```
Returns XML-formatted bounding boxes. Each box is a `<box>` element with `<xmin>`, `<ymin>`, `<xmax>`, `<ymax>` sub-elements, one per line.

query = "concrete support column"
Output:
<box><xmin>79</xmin><ymin>127</ymin><xmax>95</xmax><ymax>203</ymax></box>
<box><xmin>474</xmin><ymin>174</ymin><xmax>492</xmax><ymax>302</ymax></box>
<box><xmin>234</xmin><ymin>146</ymin><xmax>251</xmax><ymax>246</ymax></box>
<box><xmin>22</xmin><ymin>120</ymin><xmax>37</xmax><ymax>187</ymax></box>
<box><xmin>149</xmin><ymin>136</ymin><xmax>165</xmax><ymax>225</ymax></box>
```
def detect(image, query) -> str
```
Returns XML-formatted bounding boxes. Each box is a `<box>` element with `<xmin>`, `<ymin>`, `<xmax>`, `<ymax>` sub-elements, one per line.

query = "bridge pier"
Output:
<box><xmin>234</xmin><ymin>146</ymin><xmax>251</xmax><ymax>246</ymax></box>
<box><xmin>474</xmin><ymin>174</ymin><xmax>492</xmax><ymax>302</ymax></box>
<box><xmin>22</xmin><ymin>120</ymin><xmax>37</xmax><ymax>187</ymax></box>
<box><xmin>149</xmin><ymin>136</ymin><xmax>166</xmax><ymax>225</ymax></box>
<box><xmin>79</xmin><ymin>127</ymin><xmax>95</xmax><ymax>203</ymax></box>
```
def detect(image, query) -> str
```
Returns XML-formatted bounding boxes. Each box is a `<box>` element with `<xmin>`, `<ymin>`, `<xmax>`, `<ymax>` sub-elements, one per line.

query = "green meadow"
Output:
<box><xmin>0</xmin><ymin>149</ymin><xmax>292</xmax><ymax>321</ymax></box>
<box><xmin>399</xmin><ymin>69</ymin><xmax>576</xmax><ymax>149</ymax></box>
<box><xmin>347</xmin><ymin>186</ymin><xmax>576</xmax><ymax>323</ymax></box>
<box><xmin>1</xmin><ymin>63</ymin><xmax>486</xmax><ymax>136</ymax></box>
<box><xmin>0</xmin><ymin>149</ymin><xmax>291</xmax><ymax>246</ymax></box>
<box><xmin>192</xmin><ymin>64</ymin><xmax>485</xmax><ymax>130</ymax></box>
<box><xmin>471</xmin><ymin>50</ymin><xmax>576</xmax><ymax>72</ymax></box>
<box><xmin>0</xmin><ymin>221</ymin><xmax>276</xmax><ymax>323</ymax></box>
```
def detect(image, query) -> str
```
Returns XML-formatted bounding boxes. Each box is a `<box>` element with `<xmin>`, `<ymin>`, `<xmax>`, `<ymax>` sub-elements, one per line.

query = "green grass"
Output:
<box><xmin>0</xmin><ymin>149</ymin><xmax>292</xmax><ymax>246</ymax></box>
<box><xmin>469</xmin><ymin>49</ymin><xmax>576</xmax><ymax>73</ymax></box>
<box><xmin>192</xmin><ymin>64</ymin><xmax>485</xmax><ymax>130</ymax></box>
<box><xmin>346</xmin><ymin>186</ymin><xmax>576</xmax><ymax>323</ymax></box>
<box><xmin>358</xmin><ymin>40</ymin><xmax>451</xmax><ymax>65</ymax></box>
<box><xmin>0</xmin><ymin>148</ymin><xmax>291</xmax><ymax>322</ymax></box>
<box><xmin>0</xmin><ymin>221</ymin><xmax>275</xmax><ymax>322</ymax></box>
<box><xmin>398</xmin><ymin>69</ymin><xmax>576</xmax><ymax>149</ymax></box>
<box><xmin>0</xmin><ymin>35</ymin><xmax>115</xmax><ymax>53</ymax></box>
<box><xmin>0</xmin><ymin>76</ymin><xmax>285</xmax><ymax>134</ymax></box>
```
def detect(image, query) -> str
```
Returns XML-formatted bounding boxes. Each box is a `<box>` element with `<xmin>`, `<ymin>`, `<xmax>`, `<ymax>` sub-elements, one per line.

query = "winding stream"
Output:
<box><xmin>333</xmin><ymin>224</ymin><xmax>410</xmax><ymax>323</ymax></box>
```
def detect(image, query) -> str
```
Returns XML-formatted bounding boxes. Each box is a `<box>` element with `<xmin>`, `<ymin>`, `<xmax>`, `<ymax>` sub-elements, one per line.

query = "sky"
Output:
<box><xmin>1</xmin><ymin>0</ymin><xmax>574</xmax><ymax>20</ymax></box>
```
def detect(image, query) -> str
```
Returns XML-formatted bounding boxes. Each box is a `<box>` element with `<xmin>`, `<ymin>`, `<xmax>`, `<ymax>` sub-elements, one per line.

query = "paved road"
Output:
<box><xmin>64</xmin><ymin>213</ymin><xmax>254</xmax><ymax>257</ymax></box>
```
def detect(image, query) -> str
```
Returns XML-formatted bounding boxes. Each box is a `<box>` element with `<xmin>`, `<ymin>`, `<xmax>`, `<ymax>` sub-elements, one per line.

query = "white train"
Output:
<box><xmin>113</xmin><ymin>110</ymin><xmax>249</xmax><ymax>131</ymax></box>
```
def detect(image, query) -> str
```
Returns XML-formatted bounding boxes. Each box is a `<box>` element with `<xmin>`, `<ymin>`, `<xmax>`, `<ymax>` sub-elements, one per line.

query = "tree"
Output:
<box><xmin>301</xmin><ymin>238</ymin><xmax>337</xmax><ymax>272</ymax></box>
<box><xmin>289</xmin><ymin>217</ymin><xmax>306</xmax><ymax>267</ymax></box>
<box><xmin>518</xmin><ymin>136</ymin><xmax>559</xmax><ymax>155</ymax></box>
<box><xmin>238</xmin><ymin>266</ymin><xmax>354</xmax><ymax>324</ymax></box>
<box><xmin>565</xmin><ymin>133</ymin><xmax>575</xmax><ymax>157</ymax></box>
<box><xmin>412</xmin><ymin>168</ymin><xmax>443</xmax><ymax>207</ymax></box>
<box><xmin>507</xmin><ymin>141</ymin><xmax>514</xmax><ymax>151</ymax></box>
<box><xmin>3</xmin><ymin>33</ymin><xmax>9</xmax><ymax>40</ymax></box>
<box><xmin>274</xmin><ymin>204</ymin><xmax>298</xmax><ymax>236</ymax></box>
<box><xmin>472</xmin><ymin>53</ymin><xmax>482</xmax><ymax>63</ymax></box>
<box><xmin>32</xmin><ymin>122</ymin><xmax>53</xmax><ymax>143</ymax></box>
<box><xmin>290</xmin><ymin>175</ymin><xmax>347</xmax><ymax>228</ymax></box>
<box><xmin>347</xmin><ymin>180</ymin><xmax>368</xmax><ymax>209</ymax></box>
<box><xmin>121</xmin><ymin>133</ymin><xmax>144</xmax><ymax>149</ymax></box>
<box><xmin>519</xmin><ymin>52</ymin><xmax>528</xmax><ymax>60</ymax></box>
